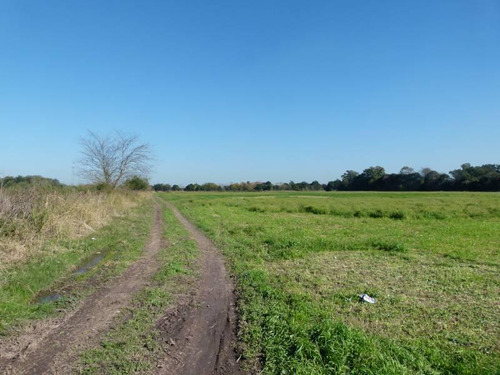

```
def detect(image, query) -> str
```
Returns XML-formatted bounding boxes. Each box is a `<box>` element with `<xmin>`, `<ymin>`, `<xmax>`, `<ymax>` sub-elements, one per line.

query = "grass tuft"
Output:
<box><xmin>369</xmin><ymin>240</ymin><xmax>408</xmax><ymax>253</ymax></box>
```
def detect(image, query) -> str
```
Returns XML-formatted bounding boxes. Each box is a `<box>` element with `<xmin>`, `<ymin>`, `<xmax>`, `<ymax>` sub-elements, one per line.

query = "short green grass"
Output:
<box><xmin>76</xmin><ymin>203</ymin><xmax>199</xmax><ymax>374</ymax></box>
<box><xmin>0</xmin><ymin>196</ymin><xmax>154</xmax><ymax>334</ymax></box>
<box><xmin>162</xmin><ymin>191</ymin><xmax>500</xmax><ymax>374</ymax></box>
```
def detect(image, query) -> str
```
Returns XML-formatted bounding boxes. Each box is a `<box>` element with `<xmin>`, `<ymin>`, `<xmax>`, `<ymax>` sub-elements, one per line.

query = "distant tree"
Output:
<box><xmin>361</xmin><ymin>166</ymin><xmax>385</xmax><ymax>182</ymax></box>
<box><xmin>400</xmin><ymin>166</ymin><xmax>415</xmax><ymax>175</ymax></box>
<box><xmin>421</xmin><ymin>168</ymin><xmax>433</xmax><ymax>177</ymax></box>
<box><xmin>256</xmin><ymin>181</ymin><xmax>273</xmax><ymax>191</ymax></box>
<box><xmin>185</xmin><ymin>183</ymin><xmax>200</xmax><ymax>191</ymax></box>
<box><xmin>450</xmin><ymin>163</ymin><xmax>500</xmax><ymax>191</ymax></box>
<box><xmin>296</xmin><ymin>181</ymin><xmax>309</xmax><ymax>190</ymax></box>
<box><xmin>324</xmin><ymin>181</ymin><xmax>338</xmax><ymax>191</ymax></box>
<box><xmin>228</xmin><ymin>183</ymin><xmax>241</xmax><ymax>191</ymax></box>
<box><xmin>279</xmin><ymin>182</ymin><xmax>291</xmax><ymax>190</ymax></box>
<box><xmin>78</xmin><ymin>131</ymin><xmax>152</xmax><ymax>189</ymax></box>
<box><xmin>378</xmin><ymin>173</ymin><xmax>400</xmax><ymax>191</ymax></box>
<box><xmin>341</xmin><ymin>170</ymin><xmax>359</xmax><ymax>188</ymax></box>
<box><xmin>171</xmin><ymin>184</ymin><xmax>181</xmax><ymax>191</ymax></box>
<box><xmin>243</xmin><ymin>181</ymin><xmax>257</xmax><ymax>191</ymax></box>
<box><xmin>153</xmin><ymin>183</ymin><xmax>172</xmax><ymax>192</ymax></box>
<box><xmin>421</xmin><ymin>169</ymin><xmax>450</xmax><ymax>191</ymax></box>
<box><xmin>450</xmin><ymin>163</ymin><xmax>472</xmax><ymax>188</ymax></box>
<box><xmin>309</xmin><ymin>180</ymin><xmax>323</xmax><ymax>191</ymax></box>
<box><xmin>399</xmin><ymin>166</ymin><xmax>422</xmax><ymax>190</ymax></box>
<box><xmin>201</xmin><ymin>182</ymin><xmax>219</xmax><ymax>191</ymax></box>
<box><xmin>358</xmin><ymin>166</ymin><xmax>385</xmax><ymax>190</ymax></box>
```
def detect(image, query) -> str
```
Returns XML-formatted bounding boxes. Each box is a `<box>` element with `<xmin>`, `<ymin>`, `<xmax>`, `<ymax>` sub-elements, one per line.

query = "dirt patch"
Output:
<box><xmin>0</xmin><ymin>201</ymin><xmax>165</xmax><ymax>374</ymax></box>
<box><xmin>156</xmin><ymin>202</ymin><xmax>242</xmax><ymax>375</ymax></box>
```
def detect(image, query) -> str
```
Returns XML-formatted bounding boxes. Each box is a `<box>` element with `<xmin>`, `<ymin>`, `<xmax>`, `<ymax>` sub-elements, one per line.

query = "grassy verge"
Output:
<box><xmin>0</xmin><ymin>194</ymin><xmax>153</xmax><ymax>334</ymax></box>
<box><xmin>162</xmin><ymin>192</ymin><xmax>500</xmax><ymax>374</ymax></box>
<box><xmin>76</xmin><ymin>203</ymin><xmax>199</xmax><ymax>374</ymax></box>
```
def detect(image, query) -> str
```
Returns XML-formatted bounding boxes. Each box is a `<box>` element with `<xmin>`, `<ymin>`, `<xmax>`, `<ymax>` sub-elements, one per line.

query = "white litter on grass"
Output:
<box><xmin>91</xmin><ymin>237</ymin><xmax>96</xmax><ymax>240</ymax></box>
<box><xmin>360</xmin><ymin>294</ymin><xmax>376</xmax><ymax>304</ymax></box>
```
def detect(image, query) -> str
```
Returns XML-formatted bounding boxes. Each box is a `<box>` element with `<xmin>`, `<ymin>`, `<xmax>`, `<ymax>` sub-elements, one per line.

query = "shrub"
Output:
<box><xmin>124</xmin><ymin>176</ymin><xmax>150</xmax><ymax>191</ymax></box>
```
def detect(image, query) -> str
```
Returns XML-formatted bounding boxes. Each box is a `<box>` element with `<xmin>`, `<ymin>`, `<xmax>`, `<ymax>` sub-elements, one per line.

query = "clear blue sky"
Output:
<box><xmin>1</xmin><ymin>0</ymin><xmax>499</xmax><ymax>185</ymax></box>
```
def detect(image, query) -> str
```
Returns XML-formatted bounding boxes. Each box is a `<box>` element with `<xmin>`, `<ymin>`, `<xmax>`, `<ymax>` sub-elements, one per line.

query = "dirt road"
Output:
<box><xmin>156</xmin><ymin>202</ymin><xmax>241</xmax><ymax>375</ymax></box>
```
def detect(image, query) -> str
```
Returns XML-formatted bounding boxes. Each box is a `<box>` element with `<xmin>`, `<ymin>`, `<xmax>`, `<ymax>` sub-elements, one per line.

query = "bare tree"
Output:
<box><xmin>79</xmin><ymin>131</ymin><xmax>152</xmax><ymax>188</ymax></box>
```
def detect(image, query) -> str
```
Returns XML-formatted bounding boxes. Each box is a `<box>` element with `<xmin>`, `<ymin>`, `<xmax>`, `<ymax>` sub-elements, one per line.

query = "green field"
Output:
<box><xmin>161</xmin><ymin>192</ymin><xmax>500</xmax><ymax>374</ymax></box>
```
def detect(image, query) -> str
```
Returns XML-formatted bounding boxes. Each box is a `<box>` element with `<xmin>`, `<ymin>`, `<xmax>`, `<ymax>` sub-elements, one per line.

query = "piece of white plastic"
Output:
<box><xmin>360</xmin><ymin>294</ymin><xmax>376</xmax><ymax>303</ymax></box>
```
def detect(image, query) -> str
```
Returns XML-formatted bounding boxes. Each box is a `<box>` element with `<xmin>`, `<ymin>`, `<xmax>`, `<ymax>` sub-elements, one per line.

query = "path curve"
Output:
<box><xmin>0</xmin><ymin>202</ymin><xmax>165</xmax><ymax>375</ymax></box>
<box><xmin>157</xmin><ymin>202</ymin><xmax>241</xmax><ymax>375</ymax></box>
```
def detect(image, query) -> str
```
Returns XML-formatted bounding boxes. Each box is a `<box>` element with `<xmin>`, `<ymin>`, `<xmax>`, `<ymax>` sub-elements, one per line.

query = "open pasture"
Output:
<box><xmin>163</xmin><ymin>191</ymin><xmax>500</xmax><ymax>374</ymax></box>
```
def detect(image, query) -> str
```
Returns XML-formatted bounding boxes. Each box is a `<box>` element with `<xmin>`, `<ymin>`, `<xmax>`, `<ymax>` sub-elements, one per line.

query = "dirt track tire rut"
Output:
<box><xmin>156</xmin><ymin>202</ymin><xmax>242</xmax><ymax>375</ymax></box>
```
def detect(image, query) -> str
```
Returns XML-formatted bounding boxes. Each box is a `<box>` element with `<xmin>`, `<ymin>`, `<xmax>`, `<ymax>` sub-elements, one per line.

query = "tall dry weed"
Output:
<box><xmin>0</xmin><ymin>187</ymin><xmax>146</xmax><ymax>270</ymax></box>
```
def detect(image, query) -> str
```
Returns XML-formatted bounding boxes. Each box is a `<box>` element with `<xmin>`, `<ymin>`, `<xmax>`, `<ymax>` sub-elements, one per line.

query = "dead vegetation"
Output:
<box><xmin>0</xmin><ymin>187</ymin><xmax>145</xmax><ymax>269</ymax></box>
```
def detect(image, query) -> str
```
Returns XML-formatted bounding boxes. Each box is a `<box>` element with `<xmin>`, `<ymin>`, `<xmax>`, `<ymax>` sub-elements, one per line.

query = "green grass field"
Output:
<box><xmin>161</xmin><ymin>191</ymin><xmax>500</xmax><ymax>374</ymax></box>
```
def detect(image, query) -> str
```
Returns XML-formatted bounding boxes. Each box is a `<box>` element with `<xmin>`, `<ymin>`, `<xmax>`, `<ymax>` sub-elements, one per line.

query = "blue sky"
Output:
<box><xmin>1</xmin><ymin>0</ymin><xmax>499</xmax><ymax>185</ymax></box>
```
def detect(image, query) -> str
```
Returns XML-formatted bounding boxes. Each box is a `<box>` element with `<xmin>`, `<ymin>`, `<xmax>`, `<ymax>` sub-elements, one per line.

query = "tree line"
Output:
<box><xmin>153</xmin><ymin>163</ymin><xmax>500</xmax><ymax>192</ymax></box>
<box><xmin>2</xmin><ymin>164</ymin><xmax>497</xmax><ymax>192</ymax></box>
<box><xmin>153</xmin><ymin>181</ymin><xmax>325</xmax><ymax>192</ymax></box>
<box><xmin>67</xmin><ymin>132</ymin><xmax>499</xmax><ymax>192</ymax></box>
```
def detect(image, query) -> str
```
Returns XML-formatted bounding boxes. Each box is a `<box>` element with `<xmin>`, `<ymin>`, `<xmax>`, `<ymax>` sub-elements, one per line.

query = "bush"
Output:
<box><xmin>94</xmin><ymin>182</ymin><xmax>113</xmax><ymax>192</ymax></box>
<box><xmin>124</xmin><ymin>176</ymin><xmax>150</xmax><ymax>191</ymax></box>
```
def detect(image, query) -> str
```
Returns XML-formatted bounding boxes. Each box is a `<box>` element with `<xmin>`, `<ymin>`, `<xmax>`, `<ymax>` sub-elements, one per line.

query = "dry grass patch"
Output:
<box><xmin>0</xmin><ymin>188</ymin><xmax>147</xmax><ymax>270</ymax></box>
